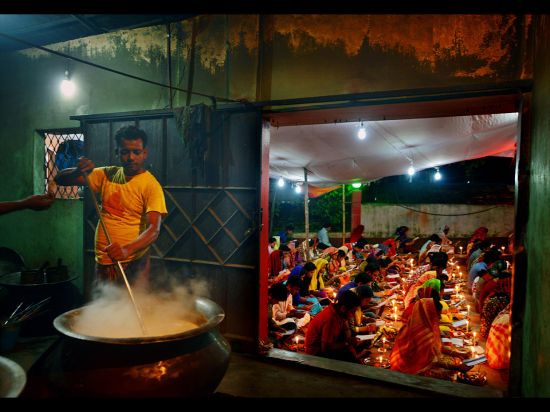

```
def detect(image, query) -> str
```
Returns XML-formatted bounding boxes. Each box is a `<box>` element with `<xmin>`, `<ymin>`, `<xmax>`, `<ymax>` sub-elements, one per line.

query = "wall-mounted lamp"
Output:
<box><xmin>60</xmin><ymin>67</ymin><xmax>76</xmax><ymax>98</ymax></box>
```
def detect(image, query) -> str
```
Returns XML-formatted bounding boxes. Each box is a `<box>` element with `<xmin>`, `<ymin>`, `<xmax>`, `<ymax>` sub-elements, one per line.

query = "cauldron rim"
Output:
<box><xmin>53</xmin><ymin>296</ymin><xmax>225</xmax><ymax>345</ymax></box>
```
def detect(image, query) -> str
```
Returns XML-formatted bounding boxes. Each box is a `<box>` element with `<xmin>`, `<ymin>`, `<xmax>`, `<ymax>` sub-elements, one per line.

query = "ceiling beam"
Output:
<box><xmin>70</xmin><ymin>14</ymin><xmax>108</xmax><ymax>36</ymax></box>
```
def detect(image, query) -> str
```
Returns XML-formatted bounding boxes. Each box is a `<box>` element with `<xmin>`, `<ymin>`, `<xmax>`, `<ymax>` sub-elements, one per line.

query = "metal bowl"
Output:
<box><xmin>53</xmin><ymin>296</ymin><xmax>225</xmax><ymax>344</ymax></box>
<box><xmin>0</xmin><ymin>356</ymin><xmax>26</xmax><ymax>398</ymax></box>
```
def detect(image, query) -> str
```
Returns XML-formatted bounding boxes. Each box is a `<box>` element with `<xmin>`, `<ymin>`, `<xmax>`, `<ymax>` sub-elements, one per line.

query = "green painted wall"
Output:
<box><xmin>522</xmin><ymin>15</ymin><xmax>550</xmax><ymax>397</ymax></box>
<box><xmin>0</xmin><ymin>15</ymin><xmax>532</xmax><ymax>298</ymax></box>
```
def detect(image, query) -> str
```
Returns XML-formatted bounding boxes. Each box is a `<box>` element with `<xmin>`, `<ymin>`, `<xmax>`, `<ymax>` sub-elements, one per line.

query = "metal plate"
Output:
<box><xmin>0</xmin><ymin>356</ymin><xmax>26</xmax><ymax>398</ymax></box>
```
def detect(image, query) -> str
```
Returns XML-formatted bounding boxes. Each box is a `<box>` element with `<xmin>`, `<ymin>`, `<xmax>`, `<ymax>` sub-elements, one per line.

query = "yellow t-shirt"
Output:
<box><xmin>88</xmin><ymin>166</ymin><xmax>168</xmax><ymax>265</ymax></box>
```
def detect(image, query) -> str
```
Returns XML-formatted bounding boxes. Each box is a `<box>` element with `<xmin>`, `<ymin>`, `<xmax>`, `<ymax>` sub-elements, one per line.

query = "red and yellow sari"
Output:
<box><xmin>403</xmin><ymin>270</ymin><xmax>437</xmax><ymax>309</ymax></box>
<box><xmin>390</xmin><ymin>298</ymin><xmax>441</xmax><ymax>375</ymax></box>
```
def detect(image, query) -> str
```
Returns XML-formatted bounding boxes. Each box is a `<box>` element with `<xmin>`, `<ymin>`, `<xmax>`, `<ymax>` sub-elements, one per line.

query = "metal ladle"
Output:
<box><xmin>83</xmin><ymin>173</ymin><xmax>147</xmax><ymax>335</ymax></box>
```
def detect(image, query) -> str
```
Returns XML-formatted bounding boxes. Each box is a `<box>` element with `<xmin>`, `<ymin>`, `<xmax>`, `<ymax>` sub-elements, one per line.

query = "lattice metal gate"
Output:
<box><xmin>71</xmin><ymin>105</ymin><xmax>265</xmax><ymax>347</ymax></box>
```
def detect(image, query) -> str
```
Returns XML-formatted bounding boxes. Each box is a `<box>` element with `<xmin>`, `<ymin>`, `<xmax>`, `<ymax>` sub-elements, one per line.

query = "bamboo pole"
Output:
<box><xmin>269</xmin><ymin>183</ymin><xmax>278</xmax><ymax>236</ymax></box>
<box><xmin>304</xmin><ymin>168</ymin><xmax>309</xmax><ymax>260</ymax></box>
<box><xmin>342</xmin><ymin>184</ymin><xmax>346</xmax><ymax>245</ymax></box>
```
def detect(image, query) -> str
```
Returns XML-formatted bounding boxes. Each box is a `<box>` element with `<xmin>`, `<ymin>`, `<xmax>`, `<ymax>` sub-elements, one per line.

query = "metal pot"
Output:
<box><xmin>40</xmin><ymin>297</ymin><xmax>230</xmax><ymax>397</ymax></box>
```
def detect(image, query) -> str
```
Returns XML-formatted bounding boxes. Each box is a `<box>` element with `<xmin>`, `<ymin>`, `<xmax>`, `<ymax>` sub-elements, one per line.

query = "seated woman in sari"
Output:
<box><xmin>391</xmin><ymin>290</ymin><xmax>472</xmax><ymax>377</ymax></box>
<box><xmin>480</xmin><ymin>292</ymin><xmax>510</xmax><ymax>339</ymax></box>
<box><xmin>391</xmin><ymin>292</ymin><xmax>443</xmax><ymax>374</ymax></box>
<box><xmin>289</xmin><ymin>261</ymin><xmax>326</xmax><ymax>315</ymax></box>
<box><xmin>418</xmin><ymin>234</ymin><xmax>442</xmax><ymax>265</ymax></box>
<box><xmin>403</xmin><ymin>252</ymin><xmax>448</xmax><ymax>310</ymax></box>
<box><xmin>381</xmin><ymin>238</ymin><xmax>398</xmax><ymax>257</ymax></box>
<box><xmin>327</xmin><ymin>249</ymin><xmax>347</xmax><ymax>278</ymax></box>
<box><xmin>395</xmin><ymin>226</ymin><xmax>419</xmax><ymax>254</ymax></box>
<box><xmin>280</xmin><ymin>244</ymin><xmax>295</xmax><ymax>271</ymax></box>
<box><xmin>478</xmin><ymin>264</ymin><xmax>511</xmax><ymax>315</ymax></box>
<box><xmin>475</xmin><ymin>258</ymin><xmax>505</xmax><ymax>311</ymax></box>
<box><xmin>466</xmin><ymin>227</ymin><xmax>489</xmax><ymax>255</ymax></box>
<box><xmin>479</xmin><ymin>264</ymin><xmax>512</xmax><ymax>338</ymax></box>
<box><xmin>486</xmin><ymin>304</ymin><xmax>511</xmax><ymax>370</ymax></box>
<box><xmin>401</xmin><ymin>286</ymin><xmax>451</xmax><ymax>329</ymax></box>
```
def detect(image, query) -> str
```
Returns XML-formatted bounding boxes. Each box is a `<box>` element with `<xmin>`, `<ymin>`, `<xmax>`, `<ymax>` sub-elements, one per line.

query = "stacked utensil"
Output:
<box><xmin>1</xmin><ymin>297</ymin><xmax>51</xmax><ymax>327</ymax></box>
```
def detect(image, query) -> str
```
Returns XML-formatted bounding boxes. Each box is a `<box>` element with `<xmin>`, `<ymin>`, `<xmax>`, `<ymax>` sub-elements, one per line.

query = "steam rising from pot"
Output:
<box><xmin>72</xmin><ymin>278</ymin><xmax>210</xmax><ymax>338</ymax></box>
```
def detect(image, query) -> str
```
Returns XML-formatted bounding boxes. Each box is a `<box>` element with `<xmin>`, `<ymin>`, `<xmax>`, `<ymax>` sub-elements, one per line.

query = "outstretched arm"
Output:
<box><xmin>104</xmin><ymin>211</ymin><xmax>163</xmax><ymax>262</ymax></box>
<box><xmin>0</xmin><ymin>193</ymin><xmax>55</xmax><ymax>215</ymax></box>
<box><xmin>54</xmin><ymin>156</ymin><xmax>95</xmax><ymax>186</ymax></box>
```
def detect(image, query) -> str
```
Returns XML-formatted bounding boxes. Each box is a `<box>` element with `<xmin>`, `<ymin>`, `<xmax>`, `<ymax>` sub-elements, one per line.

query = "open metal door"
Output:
<box><xmin>72</xmin><ymin>104</ymin><xmax>266</xmax><ymax>349</ymax></box>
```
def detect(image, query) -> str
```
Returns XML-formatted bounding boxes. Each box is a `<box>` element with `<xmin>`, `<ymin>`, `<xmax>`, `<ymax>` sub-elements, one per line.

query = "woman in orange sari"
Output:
<box><xmin>390</xmin><ymin>296</ymin><xmax>442</xmax><ymax>374</ymax></box>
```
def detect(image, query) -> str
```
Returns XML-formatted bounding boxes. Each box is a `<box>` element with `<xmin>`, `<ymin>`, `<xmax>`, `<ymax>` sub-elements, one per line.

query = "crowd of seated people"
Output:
<box><xmin>266</xmin><ymin>223</ymin><xmax>514</xmax><ymax>381</ymax></box>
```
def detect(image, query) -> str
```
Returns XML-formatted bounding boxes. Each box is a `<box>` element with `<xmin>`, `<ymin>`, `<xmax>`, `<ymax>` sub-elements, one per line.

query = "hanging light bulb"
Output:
<box><xmin>351</xmin><ymin>182</ymin><xmax>362</xmax><ymax>189</ymax></box>
<box><xmin>407</xmin><ymin>164</ymin><xmax>415</xmax><ymax>176</ymax></box>
<box><xmin>357</xmin><ymin>121</ymin><xmax>367</xmax><ymax>140</ymax></box>
<box><xmin>277</xmin><ymin>177</ymin><xmax>285</xmax><ymax>187</ymax></box>
<box><xmin>60</xmin><ymin>69</ymin><xmax>75</xmax><ymax>97</ymax></box>
<box><xmin>434</xmin><ymin>167</ymin><xmax>442</xmax><ymax>181</ymax></box>
<box><xmin>295</xmin><ymin>183</ymin><xmax>302</xmax><ymax>194</ymax></box>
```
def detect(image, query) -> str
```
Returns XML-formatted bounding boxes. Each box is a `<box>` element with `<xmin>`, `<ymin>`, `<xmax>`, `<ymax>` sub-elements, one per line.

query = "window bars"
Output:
<box><xmin>40</xmin><ymin>128</ymin><xmax>84</xmax><ymax>200</ymax></box>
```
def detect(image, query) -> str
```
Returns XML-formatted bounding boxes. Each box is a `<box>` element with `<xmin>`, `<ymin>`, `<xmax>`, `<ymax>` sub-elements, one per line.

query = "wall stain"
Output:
<box><xmin>19</xmin><ymin>15</ymin><xmax>530</xmax><ymax>81</ymax></box>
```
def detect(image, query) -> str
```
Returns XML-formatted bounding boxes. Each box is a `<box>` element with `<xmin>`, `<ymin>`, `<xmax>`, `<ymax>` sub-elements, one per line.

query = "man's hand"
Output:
<box><xmin>23</xmin><ymin>193</ymin><xmax>55</xmax><ymax>211</ymax></box>
<box><xmin>77</xmin><ymin>156</ymin><xmax>95</xmax><ymax>175</ymax></box>
<box><xmin>104</xmin><ymin>242</ymin><xmax>131</xmax><ymax>262</ymax></box>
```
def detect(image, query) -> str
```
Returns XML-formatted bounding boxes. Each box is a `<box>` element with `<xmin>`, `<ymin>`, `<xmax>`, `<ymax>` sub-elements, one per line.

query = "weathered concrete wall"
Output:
<box><xmin>522</xmin><ymin>15</ymin><xmax>550</xmax><ymax>398</ymax></box>
<box><xmin>361</xmin><ymin>203</ymin><xmax>514</xmax><ymax>238</ymax></box>
<box><xmin>0</xmin><ymin>14</ymin><xmax>530</xmax><ymax>292</ymax></box>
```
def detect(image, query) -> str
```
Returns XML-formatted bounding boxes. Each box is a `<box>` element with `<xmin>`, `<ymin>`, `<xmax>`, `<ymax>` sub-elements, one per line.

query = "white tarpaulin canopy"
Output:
<box><xmin>269</xmin><ymin>113</ymin><xmax>518</xmax><ymax>187</ymax></box>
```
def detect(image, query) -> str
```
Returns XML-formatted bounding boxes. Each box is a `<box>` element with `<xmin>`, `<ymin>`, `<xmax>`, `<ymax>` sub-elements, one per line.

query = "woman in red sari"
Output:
<box><xmin>467</xmin><ymin>227</ymin><xmax>489</xmax><ymax>255</ymax></box>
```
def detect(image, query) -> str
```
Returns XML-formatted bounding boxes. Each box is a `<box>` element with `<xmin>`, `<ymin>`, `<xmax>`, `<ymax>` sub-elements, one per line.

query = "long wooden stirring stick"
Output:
<box><xmin>83</xmin><ymin>173</ymin><xmax>147</xmax><ymax>335</ymax></box>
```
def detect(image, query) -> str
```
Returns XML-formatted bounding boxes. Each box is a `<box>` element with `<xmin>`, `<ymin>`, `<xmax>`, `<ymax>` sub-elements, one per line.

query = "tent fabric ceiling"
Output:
<box><xmin>269</xmin><ymin>113</ymin><xmax>519</xmax><ymax>187</ymax></box>
<box><xmin>0</xmin><ymin>15</ymin><xmax>195</xmax><ymax>52</ymax></box>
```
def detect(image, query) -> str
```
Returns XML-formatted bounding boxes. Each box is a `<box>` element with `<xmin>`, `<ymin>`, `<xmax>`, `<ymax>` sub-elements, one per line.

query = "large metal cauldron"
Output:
<box><xmin>41</xmin><ymin>297</ymin><xmax>230</xmax><ymax>397</ymax></box>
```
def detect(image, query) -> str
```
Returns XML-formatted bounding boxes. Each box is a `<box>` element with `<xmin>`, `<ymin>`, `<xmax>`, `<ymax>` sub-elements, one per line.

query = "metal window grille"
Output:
<box><xmin>40</xmin><ymin>128</ymin><xmax>84</xmax><ymax>200</ymax></box>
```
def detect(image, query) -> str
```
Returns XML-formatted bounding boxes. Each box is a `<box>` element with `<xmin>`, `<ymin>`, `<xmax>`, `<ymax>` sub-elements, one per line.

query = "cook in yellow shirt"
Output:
<box><xmin>88</xmin><ymin>166</ymin><xmax>168</xmax><ymax>265</ymax></box>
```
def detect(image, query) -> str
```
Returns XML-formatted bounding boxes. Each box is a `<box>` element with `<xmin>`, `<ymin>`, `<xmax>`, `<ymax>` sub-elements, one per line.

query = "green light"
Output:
<box><xmin>351</xmin><ymin>182</ymin><xmax>362</xmax><ymax>188</ymax></box>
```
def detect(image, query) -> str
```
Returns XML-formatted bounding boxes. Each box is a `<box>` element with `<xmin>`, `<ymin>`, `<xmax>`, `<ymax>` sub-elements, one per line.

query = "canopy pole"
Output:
<box><xmin>269</xmin><ymin>184</ymin><xmax>278</xmax><ymax>236</ymax></box>
<box><xmin>342</xmin><ymin>184</ymin><xmax>346</xmax><ymax>246</ymax></box>
<box><xmin>304</xmin><ymin>168</ymin><xmax>310</xmax><ymax>261</ymax></box>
